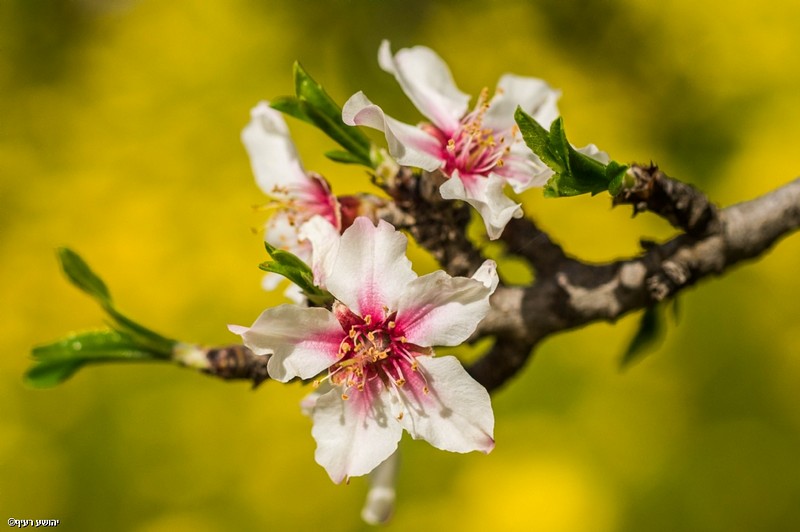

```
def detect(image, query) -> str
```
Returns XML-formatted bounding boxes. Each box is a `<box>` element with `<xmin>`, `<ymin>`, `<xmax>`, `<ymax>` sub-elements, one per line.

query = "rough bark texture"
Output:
<box><xmin>204</xmin><ymin>166</ymin><xmax>800</xmax><ymax>393</ymax></box>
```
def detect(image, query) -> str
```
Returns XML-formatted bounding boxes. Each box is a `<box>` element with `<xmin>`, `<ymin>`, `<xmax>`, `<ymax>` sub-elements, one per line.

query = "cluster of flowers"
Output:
<box><xmin>230</xmin><ymin>41</ymin><xmax>604</xmax><ymax>522</ymax></box>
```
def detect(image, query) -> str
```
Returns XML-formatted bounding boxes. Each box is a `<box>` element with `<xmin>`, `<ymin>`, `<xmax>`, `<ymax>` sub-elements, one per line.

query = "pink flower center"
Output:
<box><xmin>423</xmin><ymin>88</ymin><xmax>515</xmax><ymax>178</ymax></box>
<box><xmin>327</xmin><ymin>306</ymin><xmax>430</xmax><ymax>400</ymax></box>
<box><xmin>262</xmin><ymin>172</ymin><xmax>340</xmax><ymax>229</ymax></box>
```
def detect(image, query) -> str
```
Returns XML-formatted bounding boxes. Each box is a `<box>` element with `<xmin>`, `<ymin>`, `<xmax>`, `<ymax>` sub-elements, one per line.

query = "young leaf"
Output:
<box><xmin>294</xmin><ymin>62</ymin><xmax>371</xmax><ymax>151</ymax></box>
<box><xmin>261</xmin><ymin>242</ymin><xmax>334</xmax><ymax>306</ymax></box>
<box><xmin>514</xmin><ymin>107</ymin><xmax>562</xmax><ymax>171</ymax></box>
<box><xmin>25</xmin><ymin>360</ymin><xmax>87</xmax><ymax>388</ymax></box>
<box><xmin>55</xmin><ymin>248</ymin><xmax>176</xmax><ymax>354</ymax></box>
<box><xmin>268</xmin><ymin>62</ymin><xmax>374</xmax><ymax>167</ymax></box>
<box><xmin>32</xmin><ymin>329</ymin><xmax>164</xmax><ymax>361</ymax></box>
<box><xmin>57</xmin><ymin>247</ymin><xmax>112</xmax><ymax>306</ymax></box>
<box><xmin>325</xmin><ymin>149</ymin><xmax>369</xmax><ymax>165</ymax></box>
<box><xmin>515</xmin><ymin>109</ymin><xmax>630</xmax><ymax>198</ymax></box>
<box><xmin>26</xmin><ymin>329</ymin><xmax>165</xmax><ymax>388</ymax></box>
<box><xmin>620</xmin><ymin>304</ymin><xmax>665</xmax><ymax>369</ymax></box>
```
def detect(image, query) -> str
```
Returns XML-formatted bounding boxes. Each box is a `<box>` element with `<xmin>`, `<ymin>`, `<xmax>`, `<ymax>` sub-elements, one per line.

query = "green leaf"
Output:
<box><xmin>55</xmin><ymin>248</ymin><xmax>176</xmax><ymax>355</ymax></box>
<box><xmin>620</xmin><ymin>304</ymin><xmax>665</xmax><ymax>369</ymax></box>
<box><xmin>261</xmin><ymin>242</ymin><xmax>334</xmax><ymax>306</ymax></box>
<box><xmin>26</xmin><ymin>329</ymin><xmax>165</xmax><ymax>388</ymax></box>
<box><xmin>270</xmin><ymin>95</ymin><xmax>312</xmax><ymax>123</ymax></box>
<box><xmin>294</xmin><ymin>63</ymin><xmax>371</xmax><ymax>150</ymax></box>
<box><xmin>24</xmin><ymin>360</ymin><xmax>86</xmax><ymax>388</ymax></box>
<box><xmin>325</xmin><ymin>149</ymin><xmax>368</xmax><ymax>165</ymax></box>
<box><xmin>514</xmin><ymin>107</ymin><xmax>562</xmax><ymax>171</ymax></box>
<box><xmin>548</xmin><ymin>118</ymin><xmax>572</xmax><ymax>173</ymax></box>
<box><xmin>57</xmin><ymin>247</ymin><xmax>112</xmax><ymax>306</ymax></box>
<box><xmin>515</xmin><ymin>110</ymin><xmax>630</xmax><ymax>198</ymax></box>
<box><xmin>32</xmin><ymin>329</ymin><xmax>163</xmax><ymax>361</ymax></box>
<box><xmin>606</xmin><ymin>161</ymin><xmax>629</xmax><ymax>196</ymax></box>
<box><xmin>268</xmin><ymin>63</ymin><xmax>374</xmax><ymax>167</ymax></box>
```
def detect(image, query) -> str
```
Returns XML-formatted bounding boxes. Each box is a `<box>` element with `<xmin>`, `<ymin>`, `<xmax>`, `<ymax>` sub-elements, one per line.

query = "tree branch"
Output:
<box><xmin>191</xmin><ymin>171</ymin><xmax>800</xmax><ymax>395</ymax></box>
<box><xmin>469</xmin><ymin>174</ymin><xmax>800</xmax><ymax>390</ymax></box>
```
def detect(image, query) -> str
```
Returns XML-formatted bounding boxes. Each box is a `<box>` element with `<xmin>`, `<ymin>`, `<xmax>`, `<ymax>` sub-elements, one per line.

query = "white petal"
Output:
<box><xmin>242</xmin><ymin>102</ymin><xmax>310</xmax><ymax>195</ymax></box>
<box><xmin>232</xmin><ymin>305</ymin><xmax>343</xmax><ymax>382</ymax></box>
<box><xmin>343</xmin><ymin>91</ymin><xmax>443</xmax><ymax>171</ymax></box>
<box><xmin>439</xmin><ymin>173</ymin><xmax>522</xmax><ymax>240</ymax></box>
<box><xmin>311</xmin><ymin>383</ymin><xmax>403</xmax><ymax>483</ymax></box>
<box><xmin>391</xmin><ymin>356</ymin><xmax>494</xmax><ymax>454</ymax></box>
<box><xmin>325</xmin><ymin>217</ymin><xmax>417</xmax><ymax>319</ymax></box>
<box><xmin>485</xmin><ymin>74</ymin><xmax>561</xmax><ymax>129</ymax></box>
<box><xmin>298</xmin><ymin>215</ymin><xmax>341</xmax><ymax>287</ymax></box>
<box><xmin>361</xmin><ymin>450</ymin><xmax>399</xmax><ymax>525</ymax></box>
<box><xmin>300</xmin><ymin>381</ymin><xmax>333</xmax><ymax>417</ymax></box>
<box><xmin>264</xmin><ymin>212</ymin><xmax>306</xmax><ymax>255</ymax></box>
<box><xmin>396</xmin><ymin>262</ymin><xmax>498</xmax><ymax>347</ymax></box>
<box><xmin>378</xmin><ymin>40</ymin><xmax>469</xmax><ymax>132</ymax></box>
<box><xmin>470</xmin><ymin>259</ymin><xmax>500</xmax><ymax>293</ymax></box>
<box><xmin>484</xmin><ymin>74</ymin><xmax>561</xmax><ymax>131</ymax></box>
<box><xmin>576</xmin><ymin>143</ymin><xmax>611</xmax><ymax>164</ymax></box>
<box><xmin>496</xmin><ymin>140</ymin><xmax>554</xmax><ymax>192</ymax></box>
<box><xmin>261</xmin><ymin>271</ymin><xmax>284</xmax><ymax>292</ymax></box>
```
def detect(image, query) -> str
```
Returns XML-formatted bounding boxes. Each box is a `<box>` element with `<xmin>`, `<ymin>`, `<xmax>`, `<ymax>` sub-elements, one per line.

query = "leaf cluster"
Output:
<box><xmin>259</xmin><ymin>242</ymin><xmax>334</xmax><ymax>307</ymax></box>
<box><xmin>25</xmin><ymin>249</ymin><xmax>177</xmax><ymax>388</ymax></box>
<box><xmin>271</xmin><ymin>63</ymin><xmax>374</xmax><ymax>167</ymax></box>
<box><xmin>514</xmin><ymin>109</ymin><xmax>629</xmax><ymax>197</ymax></box>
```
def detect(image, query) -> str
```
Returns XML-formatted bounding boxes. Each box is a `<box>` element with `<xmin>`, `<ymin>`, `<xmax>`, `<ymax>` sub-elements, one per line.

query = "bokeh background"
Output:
<box><xmin>3</xmin><ymin>1</ymin><xmax>800</xmax><ymax>530</ymax></box>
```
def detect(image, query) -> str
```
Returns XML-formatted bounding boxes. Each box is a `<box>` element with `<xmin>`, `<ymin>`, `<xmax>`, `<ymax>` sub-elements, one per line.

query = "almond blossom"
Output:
<box><xmin>230</xmin><ymin>216</ymin><xmax>497</xmax><ymax>483</ymax></box>
<box><xmin>244</xmin><ymin>102</ymin><xmax>383</xmax><ymax>299</ymax></box>
<box><xmin>343</xmin><ymin>40</ymin><xmax>560</xmax><ymax>239</ymax></box>
<box><xmin>244</xmin><ymin>102</ymin><xmax>341</xmax><ymax>245</ymax></box>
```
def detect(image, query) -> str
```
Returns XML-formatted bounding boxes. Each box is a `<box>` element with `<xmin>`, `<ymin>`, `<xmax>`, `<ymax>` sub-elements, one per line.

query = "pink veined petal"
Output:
<box><xmin>325</xmin><ymin>217</ymin><xmax>417</xmax><ymax>319</ymax></box>
<box><xmin>343</xmin><ymin>91</ymin><xmax>443</xmax><ymax>171</ymax></box>
<box><xmin>242</xmin><ymin>102</ymin><xmax>310</xmax><ymax>195</ymax></box>
<box><xmin>493</xmin><ymin>141</ymin><xmax>554</xmax><ymax>193</ymax></box>
<box><xmin>439</xmin><ymin>172</ymin><xmax>523</xmax><ymax>240</ymax></box>
<box><xmin>396</xmin><ymin>261</ymin><xmax>498</xmax><ymax>347</ymax></box>
<box><xmin>378</xmin><ymin>40</ymin><xmax>469</xmax><ymax>133</ymax></box>
<box><xmin>484</xmin><ymin>74</ymin><xmax>561</xmax><ymax>131</ymax></box>
<box><xmin>311</xmin><ymin>381</ymin><xmax>403</xmax><ymax>484</ymax></box>
<box><xmin>298</xmin><ymin>215</ymin><xmax>341</xmax><ymax>288</ymax></box>
<box><xmin>230</xmin><ymin>305</ymin><xmax>343</xmax><ymax>383</ymax></box>
<box><xmin>390</xmin><ymin>355</ymin><xmax>495</xmax><ymax>454</ymax></box>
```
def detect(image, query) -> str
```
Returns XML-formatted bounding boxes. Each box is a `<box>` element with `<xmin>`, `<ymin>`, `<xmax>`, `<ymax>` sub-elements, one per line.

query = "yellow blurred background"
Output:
<box><xmin>2</xmin><ymin>1</ymin><xmax>800</xmax><ymax>530</ymax></box>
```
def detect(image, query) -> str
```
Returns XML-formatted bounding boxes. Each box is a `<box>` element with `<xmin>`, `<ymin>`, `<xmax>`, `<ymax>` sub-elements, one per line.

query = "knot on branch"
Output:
<box><xmin>203</xmin><ymin>345</ymin><xmax>269</xmax><ymax>388</ymax></box>
<box><xmin>380</xmin><ymin>167</ymin><xmax>485</xmax><ymax>277</ymax></box>
<box><xmin>614</xmin><ymin>164</ymin><xmax>721</xmax><ymax>236</ymax></box>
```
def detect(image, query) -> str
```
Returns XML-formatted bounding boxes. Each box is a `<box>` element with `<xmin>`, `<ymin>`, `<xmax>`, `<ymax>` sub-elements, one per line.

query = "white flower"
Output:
<box><xmin>231</xmin><ymin>217</ymin><xmax>497</xmax><ymax>483</ymax></box>
<box><xmin>243</xmin><ymin>102</ymin><xmax>341</xmax><ymax>299</ymax></box>
<box><xmin>343</xmin><ymin>40</ymin><xmax>561</xmax><ymax>239</ymax></box>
